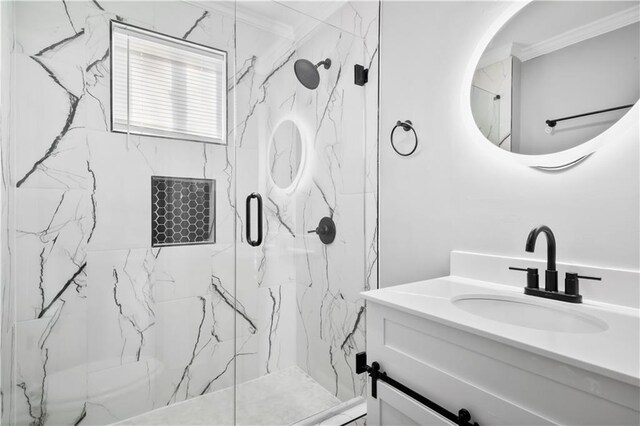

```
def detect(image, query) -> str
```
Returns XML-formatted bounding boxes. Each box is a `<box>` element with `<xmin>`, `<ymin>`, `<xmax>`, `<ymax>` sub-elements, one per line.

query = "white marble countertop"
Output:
<box><xmin>362</xmin><ymin>276</ymin><xmax>640</xmax><ymax>387</ymax></box>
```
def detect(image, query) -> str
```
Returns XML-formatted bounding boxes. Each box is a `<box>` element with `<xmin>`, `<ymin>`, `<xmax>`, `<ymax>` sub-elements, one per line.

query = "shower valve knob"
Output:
<box><xmin>307</xmin><ymin>217</ymin><xmax>336</xmax><ymax>245</ymax></box>
<box><xmin>308</xmin><ymin>226</ymin><xmax>328</xmax><ymax>235</ymax></box>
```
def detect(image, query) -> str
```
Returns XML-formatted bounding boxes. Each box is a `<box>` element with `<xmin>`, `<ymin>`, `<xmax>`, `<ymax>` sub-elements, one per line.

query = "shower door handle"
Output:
<box><xmin>245</xmin><ymin>193</ymin><xmax>263</xmax><ymax>247</ymax></box>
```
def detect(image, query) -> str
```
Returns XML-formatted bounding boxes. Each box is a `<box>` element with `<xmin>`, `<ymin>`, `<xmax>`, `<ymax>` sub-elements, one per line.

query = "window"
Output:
<box><xmin>111</xmin><ymin>22</ymin><xmax>227</xmax><ymax>144</ymax></box>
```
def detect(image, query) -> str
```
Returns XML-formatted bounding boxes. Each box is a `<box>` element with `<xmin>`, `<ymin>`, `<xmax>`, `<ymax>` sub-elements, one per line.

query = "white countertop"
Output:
<box><xmin>362</xmin><ymin>276</ymin><xmax>640</xmax><ymax>387</ymax></box>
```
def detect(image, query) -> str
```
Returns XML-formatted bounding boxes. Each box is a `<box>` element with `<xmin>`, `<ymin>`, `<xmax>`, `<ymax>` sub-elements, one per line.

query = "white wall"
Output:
<box><xmin>518</xmin><ymin>22</ymin><xmax>639</xmax><ymax>155</ymax></box>
<box><xmin>379</xmin><ymin>1</ymin><xmax>639</xmax><ymax>287</ymax></box>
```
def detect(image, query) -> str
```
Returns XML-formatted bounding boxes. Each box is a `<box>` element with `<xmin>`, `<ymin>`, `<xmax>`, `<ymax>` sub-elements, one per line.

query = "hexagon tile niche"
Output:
<box><xmin>151</xmin><ymin>176</ymin><xmax>216</xmax><ymax>247</ymax></box>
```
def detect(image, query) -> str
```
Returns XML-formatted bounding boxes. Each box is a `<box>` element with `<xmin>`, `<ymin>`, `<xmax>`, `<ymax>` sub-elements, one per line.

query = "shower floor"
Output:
<box><xmin>118</xmin><ymin>367</ymin><xmax>341</xmax><ymax>425</ymax></box>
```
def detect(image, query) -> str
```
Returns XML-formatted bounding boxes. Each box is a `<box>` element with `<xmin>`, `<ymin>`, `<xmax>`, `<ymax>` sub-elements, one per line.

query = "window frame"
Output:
<box><xmin>109</xmin><ymin>20</ymin><xmax>228</xmax><ymax>145</ymax></box>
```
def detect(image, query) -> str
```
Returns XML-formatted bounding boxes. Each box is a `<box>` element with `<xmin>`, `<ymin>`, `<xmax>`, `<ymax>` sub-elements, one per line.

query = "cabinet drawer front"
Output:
<box><xmin>370</xmin><ymin>382</ymin><xmax>457</xmax><ymax>426</ymax></box>
<box><xmin>366</xmin><ymin>357</ymin><xmax>552</xmax><ymax>425</ymax></box>
<box><xmin>367</xmin><ymin>303</ymin><xmax>640</xmax><ymax>425</ymax></box>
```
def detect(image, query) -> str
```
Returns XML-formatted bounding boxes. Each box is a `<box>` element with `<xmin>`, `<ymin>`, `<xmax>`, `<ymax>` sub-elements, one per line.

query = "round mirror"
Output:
<box><xmin>269</xmin><ymin>120</ymin><xmax>303</xmax><ymax>190</ymax></box>
<box><xmin>471</xmin><ymin>1</ymin><xmax>639</xmax><ymax>155</ymax></box>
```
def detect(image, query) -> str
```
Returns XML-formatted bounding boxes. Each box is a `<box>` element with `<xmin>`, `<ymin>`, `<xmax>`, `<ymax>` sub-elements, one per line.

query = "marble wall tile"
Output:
<box><xmin>83</xmin><ymin>243</ymin><xmax>258</xmax><ymax>423</ymax></box>
<box><xmin>5</xmin><ymin>2</ymin><xmax>250</xmax><ymax>424</ymax></box>
<box><xmin>233</xmin><ymin>146</ymin><xmax>259</xmax><ymax>244</ymax></box>
<box><xmin>85</xmin><ymin>358</ymin><xmax>159</xmax><ymax>425</ymax></box>
<box><xmin>86</xmin><ymin>131</ymin><xmax>238</xmax><ymax>250</ymax></box>
<box><xmin>1</xmin><ymin>1</ymin><xmax>17</xmax><ymax>422</ymax></box>
<box><xmin>256</xmin><ymin>211</ymin><xmax>297</xmax><ymax>288</ymax></box>
<box><xmin>472</xmin><ymin>57</ymin><xmax>512</xmax><ymax>149</ymax></box>
<box><xmin>13</xmin><ymin>1</ymin><xmax>94</xmax><ymax>55</ymax></box>
<box><xmin>289</xmin><ymin>2</ymin><xmax>377</xmax><ymax>404</ymax></box>
<box><xmin>256</xmin><ymin>282</ymin><xmax>297</xmax><ymax>375</ymax></box>
<box><xmin>87</xmin><ymin>248</ymin><xmax>157</xmax><ymax>373</ymax></box>
<box><xmin>362</xmin><ymin>1</ymin><xmax>379</xmax><ymax>293</ymax></box>
<box><xmin>15</xmin><ymin>188</ymin><xmax>90</xmax><ymax>322</ymax></box>
<box><xmin>152</xmin><ymin>244</ymin><xmax>232</xmax><ymax>303</ymax></box>
<box><xmin>4</xmin><ymin>1</ymin><xmax>379</xmax><ymax>425</ymax></box>
<box><xmin>271</xmin><ymin>2</ymin><xmax>376</xmax><ymax>405</ymax></box>
<box><xmin>364</xmin><ymin>192</ymin><xmax>378</xmax><ymax>292</ymax></box>
<box><xmin>85</xmin><ymin>132</ymin><xmax>152</xmax><ymax>251</ymax></box>
<box><xmin>294</xmin><ymin>298</ymin><xmax>366</xmax><ymax>403</ymax></box>
<box><xmin>14</xmin><ymin>295</ymin><xmax>88</xmax><ymax>426</ymax></box>
<box><xmin>14</xmin><ymin>53</ymin><xmax>88</xmax><ymax>190</ymax></box>
<box><xmin>152</xmin><ymin>297</ymin><xmax>257</xmax><ymax>404</ymax></box>
<box><xmin>153</xmin><ymin>295</ymin><xmax>221</xmax><ymax>404</ymax></box>
<box><xmin>222</xmin><ymin>244</ymin><xmax>260</xmax><ymax>339</ymax></box>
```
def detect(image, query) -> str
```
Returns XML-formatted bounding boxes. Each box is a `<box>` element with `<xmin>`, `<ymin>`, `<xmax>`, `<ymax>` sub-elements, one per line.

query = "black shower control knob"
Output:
<box><xmin>308</xmin><ymin>217</ymin><xmax>336</xmax><ymax>245</ymax></box>
<box><xmin>308</xmin><ymin>226</ymin><xmax>328</xmax><ymax>235</ymax></box>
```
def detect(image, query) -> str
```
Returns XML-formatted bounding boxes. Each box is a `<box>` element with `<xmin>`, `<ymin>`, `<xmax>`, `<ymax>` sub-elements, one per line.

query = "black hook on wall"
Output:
<box><xmin>390</xmin><ymin>120</ymin><xmax>418</xmax><ymax>156</ymax></box>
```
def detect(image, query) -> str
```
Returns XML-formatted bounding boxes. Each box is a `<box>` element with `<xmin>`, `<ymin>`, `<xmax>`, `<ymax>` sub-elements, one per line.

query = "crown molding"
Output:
<box><xmin>478</xmin><ymin>4</ymin><xmax>640</xmax><ymax>68</ymax></box>
<box><xmin>519</xmin><ymin>4</ymin><xmax>640</xmax><ymax>62</ymax></box>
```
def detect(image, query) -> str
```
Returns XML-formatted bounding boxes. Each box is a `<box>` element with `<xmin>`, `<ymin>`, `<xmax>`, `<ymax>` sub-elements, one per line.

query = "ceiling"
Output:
<box><xmin>196</xmin><ymin>0</ymin><xmax>353</xmax><ymax>40</ymax></box>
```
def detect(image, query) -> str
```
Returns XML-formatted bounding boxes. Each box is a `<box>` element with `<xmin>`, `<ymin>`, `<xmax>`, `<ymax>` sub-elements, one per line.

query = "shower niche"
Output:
<box><xmin>151</xmin><ymin>176</ymin><xmax>216</xmax><ymax>247</ymax></box>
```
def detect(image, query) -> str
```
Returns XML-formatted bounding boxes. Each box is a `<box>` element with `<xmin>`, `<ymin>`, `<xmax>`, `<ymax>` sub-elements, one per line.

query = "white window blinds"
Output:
<box><xmin>111</xmin><ymin>22</ymin><xmax>227</xmax><ymax>144</ymax></box>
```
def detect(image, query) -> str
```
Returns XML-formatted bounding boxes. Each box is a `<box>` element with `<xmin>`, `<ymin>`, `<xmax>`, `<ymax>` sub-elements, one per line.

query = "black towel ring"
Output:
<box><xmin>390</xmin><ymin>120</ymin><xmax>418</xmax><ymax>156</ymax></box>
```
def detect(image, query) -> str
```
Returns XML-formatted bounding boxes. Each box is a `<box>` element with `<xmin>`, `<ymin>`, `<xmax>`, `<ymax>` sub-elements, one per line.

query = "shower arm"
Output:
<box><xmin>315</xmin><ymin>59</ymin><xmax>332</xmax><ymax>69</ymax></box>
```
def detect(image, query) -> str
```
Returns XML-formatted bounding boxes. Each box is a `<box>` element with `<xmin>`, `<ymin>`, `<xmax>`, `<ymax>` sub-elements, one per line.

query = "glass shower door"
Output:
<box><xmin>471</xmin><ymin>85</ymin><xmax>501</xmax><ymax>145</ymax></box>
<box><xmin>232</xmin><ymin>1</ymin><xmax>379</xmax><ymax>424</ymax></box>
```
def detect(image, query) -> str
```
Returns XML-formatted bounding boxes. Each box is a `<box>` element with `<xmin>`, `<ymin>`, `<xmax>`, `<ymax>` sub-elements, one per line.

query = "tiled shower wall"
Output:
<box><xmin>3</xmin><ymin>2</ymin><xmax>242</xmax><ymax>424</ymax></box>
<box><xmin>236</xmin><ymin>1</ymin><xmax>379</xmax><ymax>403</ymax></box>
<box><xmin>472</xmin><ymin>57</ymin><xmax>513</xmax><ymax>150</ymax></box>
<box><xmin>1</xmin><ymin>1</ymin><xmax>378</xmax><ymax>425</ymax></box>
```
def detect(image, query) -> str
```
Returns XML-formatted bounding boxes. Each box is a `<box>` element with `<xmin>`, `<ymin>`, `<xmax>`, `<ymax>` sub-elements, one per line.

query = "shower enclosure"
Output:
<box><xmin>470</xmin><ymin>85</ymin><xmax>501</xmax><ymax>146</ymax></box>
<box><xmin>0</xmin><ymin>1</ymin><xmax>378</xmax><ymax>425</ymax></box>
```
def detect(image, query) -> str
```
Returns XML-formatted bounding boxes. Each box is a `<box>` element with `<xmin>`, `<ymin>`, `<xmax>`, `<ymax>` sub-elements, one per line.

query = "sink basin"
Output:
<box><xmin>452</xmin><ymin>295</ymin><xmax>608</xmax><ymax>334</ymax></box>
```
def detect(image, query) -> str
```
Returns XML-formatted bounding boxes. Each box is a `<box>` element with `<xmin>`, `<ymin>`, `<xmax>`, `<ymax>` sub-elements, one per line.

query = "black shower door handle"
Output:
<box><xmin>245</xmin><ymin>193</ymin><xmax>263</xmax><ymax>247</ymax></box>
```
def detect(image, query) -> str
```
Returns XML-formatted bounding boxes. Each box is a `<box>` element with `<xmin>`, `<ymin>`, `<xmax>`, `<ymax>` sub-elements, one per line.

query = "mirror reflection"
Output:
<box><xmin>269</xmin><ymin>120</ymin><xmax>303</xmax><ymax>189</ymax></box>
<box><xmin>472</xmin><ymin>1</ymin><xmax>639</xmax><ymax>155</ymax></box>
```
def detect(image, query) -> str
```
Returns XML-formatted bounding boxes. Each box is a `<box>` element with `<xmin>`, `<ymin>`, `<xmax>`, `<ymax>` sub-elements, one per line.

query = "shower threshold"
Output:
<box><xmin>294</xmin><ymin>396</ymin><xmax>366</xmax><ymax>426</ymax></box>
<box><xmin>116</xmin><ymin>366</ymin><xmax>358</xmax><ymax>425</ymax></box>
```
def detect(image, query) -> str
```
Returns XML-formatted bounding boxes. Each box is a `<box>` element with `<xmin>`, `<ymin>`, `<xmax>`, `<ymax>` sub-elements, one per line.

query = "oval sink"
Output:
<box><xmin>452</xmin><ymin>295</ymin><xmax>608</xmax><ymax>333</ymax></box>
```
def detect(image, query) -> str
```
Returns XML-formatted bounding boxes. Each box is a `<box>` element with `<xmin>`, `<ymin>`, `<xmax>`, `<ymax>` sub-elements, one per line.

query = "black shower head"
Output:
<box><xmin>294</xmin><ymin>58</ymin><xmax>331</xmax><ymax>90</ymax></box>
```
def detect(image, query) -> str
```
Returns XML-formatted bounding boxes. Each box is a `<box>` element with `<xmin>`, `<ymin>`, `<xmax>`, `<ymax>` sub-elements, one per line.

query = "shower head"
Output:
<box><xmin>294</xmin><ymin>58</ymin><xmax>331</xmax><ymax>90</ymax></box>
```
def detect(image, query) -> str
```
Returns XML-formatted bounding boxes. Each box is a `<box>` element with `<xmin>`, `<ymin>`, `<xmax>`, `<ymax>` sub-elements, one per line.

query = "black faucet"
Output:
<box><xmin>510</xmin><ymin>225</ymin><xmax>601</xmax><ymax>303</ymax></box>
<box><xmin>525</xmin><ymin>225</ymin><xmax>557</xmax><ymax>292</ymax></box>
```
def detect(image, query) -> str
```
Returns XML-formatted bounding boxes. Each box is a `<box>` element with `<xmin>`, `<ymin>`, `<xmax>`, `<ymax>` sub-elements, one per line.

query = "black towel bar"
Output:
<box><xmin>546</xmin><ymin>104</ymin><xmax>634</xmax><ymax>128</ymax></box>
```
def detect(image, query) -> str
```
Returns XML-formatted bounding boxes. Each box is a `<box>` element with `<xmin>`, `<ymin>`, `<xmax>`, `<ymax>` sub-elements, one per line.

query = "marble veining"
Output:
<box><xmin>1</xmin><ymin>1</ymin><xmax>379</xmax><ymax>425</ymax></box>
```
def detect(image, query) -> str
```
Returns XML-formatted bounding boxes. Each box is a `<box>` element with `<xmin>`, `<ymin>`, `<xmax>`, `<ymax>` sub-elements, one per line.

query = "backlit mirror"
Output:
<box><xmin>269</xmin><ymin>120</ymin><xmax>303</xmax><ymax>190</ymax></box>
<box><xmin>472</xmin><ymin>1</ymin><xmax>639</xmax><ymax>155</ymax></box>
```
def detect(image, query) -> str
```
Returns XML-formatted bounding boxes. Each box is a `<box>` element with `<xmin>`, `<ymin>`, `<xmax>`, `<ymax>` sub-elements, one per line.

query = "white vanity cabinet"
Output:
<box><xmin>364</xmin><ymin>281</ymin><xmax>640</xmax><ymax>426</ymax></box>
